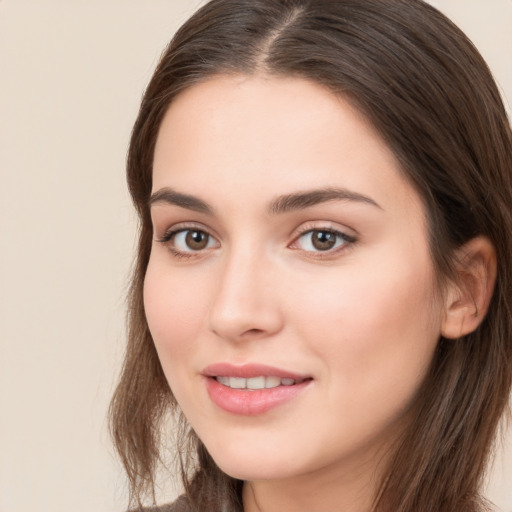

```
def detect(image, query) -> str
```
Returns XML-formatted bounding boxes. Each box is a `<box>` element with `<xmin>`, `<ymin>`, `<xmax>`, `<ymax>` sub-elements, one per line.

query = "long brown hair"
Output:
<box><xmin>109</xmin><ymin>1</ymin><xmax>512</xmax><ymax>510</ymax></box>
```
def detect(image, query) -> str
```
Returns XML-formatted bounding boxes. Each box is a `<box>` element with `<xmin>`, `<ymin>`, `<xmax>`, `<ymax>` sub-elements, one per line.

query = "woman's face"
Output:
<box><xmin>144</xmin><ymin>75</ymin><xmax>445</xmax><ymax>484</ymax></box>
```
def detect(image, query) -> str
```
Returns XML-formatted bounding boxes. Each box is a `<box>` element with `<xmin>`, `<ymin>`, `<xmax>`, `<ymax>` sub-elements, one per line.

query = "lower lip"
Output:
<box><xmin>205</xmin><ymin>377</ymin><xmax>311</xmax><ymax>416</ymax></box>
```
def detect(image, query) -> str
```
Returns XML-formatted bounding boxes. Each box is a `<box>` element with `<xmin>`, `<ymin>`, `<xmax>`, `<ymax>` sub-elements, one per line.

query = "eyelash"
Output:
<box><xmin>156</xmin><ymin>225</ymin><xmax>218</xmax><ymax>260</ymax></box>
<box><xmin>290</xmin><ymin>228</ymin><xmax>357</xmax><ymax>258</ymax></box>
<box><xmin>156</xmin><ymin>225</ymin><xmax>357</xmax><ymax>260</ymax></box>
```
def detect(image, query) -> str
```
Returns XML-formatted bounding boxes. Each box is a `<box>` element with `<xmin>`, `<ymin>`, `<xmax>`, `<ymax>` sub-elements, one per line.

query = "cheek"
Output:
<box><xmin>292</xmin><ymin>250</ymin><xmax>441</xmax><ymax>401</ymax></box>
<box><xmin>143</xmin><ymin>260</ymin><xmax>208</xmax><ymax>369</ymax></box>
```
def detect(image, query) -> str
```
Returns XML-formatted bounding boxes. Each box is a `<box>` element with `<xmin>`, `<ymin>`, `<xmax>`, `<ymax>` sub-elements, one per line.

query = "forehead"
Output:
<box><xmin>152</xmin><ymin>74</ymin><xmax>420</xmax><ymax>219</ymax></box>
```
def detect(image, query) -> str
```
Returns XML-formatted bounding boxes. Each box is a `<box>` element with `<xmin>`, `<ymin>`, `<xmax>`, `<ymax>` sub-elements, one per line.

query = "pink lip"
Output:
<box><xmin>202</xmin><ymin>363</ymin><xmax>309</xmax><ymax>380</ymax></box>
<box><xmin>202</xmin><ymin>363</ymin><xmax>312</xmax><ymax>416</ymax></box>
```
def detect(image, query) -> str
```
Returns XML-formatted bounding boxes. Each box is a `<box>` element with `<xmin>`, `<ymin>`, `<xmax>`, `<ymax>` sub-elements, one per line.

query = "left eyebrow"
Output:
<box><xmin>268</xmin><ymin>187</ymin><xmax>382</xmax><ymax>215</ymax></box>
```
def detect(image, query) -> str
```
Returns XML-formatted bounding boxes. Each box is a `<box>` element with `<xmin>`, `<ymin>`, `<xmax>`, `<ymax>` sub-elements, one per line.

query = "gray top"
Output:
<box><xmin>142</xmin><ymin>496</ymin><xmax>192</xmax><ymax>512</ymax></box>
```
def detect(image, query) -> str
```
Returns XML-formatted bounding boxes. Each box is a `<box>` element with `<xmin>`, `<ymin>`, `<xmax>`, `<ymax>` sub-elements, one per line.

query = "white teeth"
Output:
<box><xmin>265</xmin><ymin>376</ymin><xmax>281</xmax><ymax>388</ymax></box>
<box><xmin>215</xmin><ymin>376</ymin><xmax>298</xmax><ymax>389</ymax></box>
<box><xmin>247</xmin><ymin>376</ymin><xmax>265</xmax><ymax>390</ymax></box>
<box><xmin>229</xmin><ymin>377</ymin><xmax>246</xmax><ymax>389</ymax></box>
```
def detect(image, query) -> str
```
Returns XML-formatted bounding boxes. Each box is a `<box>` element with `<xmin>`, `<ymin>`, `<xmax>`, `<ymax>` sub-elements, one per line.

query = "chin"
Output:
<box><xmin>205</xmin><ymin>442</ymin><xmax>301</xmax><ymax>482</ymax></box>
<box><xmin>215</xmin><ymin>458</ymin><xmax>295</xmax><ymax>482</ymax></box>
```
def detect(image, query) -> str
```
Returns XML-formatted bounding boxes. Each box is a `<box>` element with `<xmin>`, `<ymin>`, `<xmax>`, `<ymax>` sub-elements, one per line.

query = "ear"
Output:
<box><xmin>441</xmin><ymin>236</ymin><xmax>497</xmax><ymax>339</ymax></box>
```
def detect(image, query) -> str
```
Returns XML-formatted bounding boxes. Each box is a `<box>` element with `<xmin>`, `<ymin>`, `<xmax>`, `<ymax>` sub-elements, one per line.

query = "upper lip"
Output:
<box><xmin>202</xmin><ymin>363</ymin><xmax>311</xmax><ymax>380</ymax></box>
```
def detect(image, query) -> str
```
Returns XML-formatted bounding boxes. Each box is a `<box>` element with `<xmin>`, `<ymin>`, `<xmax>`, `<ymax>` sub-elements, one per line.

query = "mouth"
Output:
<box><xmin>202</xmin><ymin>363</ymin><xmax>313</xmax><ymax>415</ymax></box>
<box><xmin>214</xmin><ymin>375</ymin><xmax>308</xmax><ymax>390</ymax></box>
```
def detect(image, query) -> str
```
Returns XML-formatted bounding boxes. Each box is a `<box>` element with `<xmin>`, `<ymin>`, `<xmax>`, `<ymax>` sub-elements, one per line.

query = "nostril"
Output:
<box><xmin>241</xmin><ymin>328</ymin><xmax>267</xmax><ymax>338</ymax></box>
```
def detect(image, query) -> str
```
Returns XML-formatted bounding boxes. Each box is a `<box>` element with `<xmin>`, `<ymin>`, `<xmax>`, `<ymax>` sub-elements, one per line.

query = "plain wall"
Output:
<box><xmin>0</xmin><ymin>1</ymin><xmax>510</xmax><ymax>511</ymax></box>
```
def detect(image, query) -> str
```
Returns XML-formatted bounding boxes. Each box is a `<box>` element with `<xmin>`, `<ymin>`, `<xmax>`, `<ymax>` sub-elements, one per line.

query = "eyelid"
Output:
<box><xmin>288</xmin><ymin>222</ymin><xmax>357</xmax><ymax>256</ymax></box>
<box><xmin>156</xmin><ymin>221</ymin><xmax>218</xmax><ymax>241</ymax></box>
<box><xmin>289</xmin><ymin>221</ymin><xmax>357</xmax><ymax>241</ymax></box>
<box><xmin>155</xmin><ymin>222</ymin><xmax>220</xmax><ymax>258</ymax></box>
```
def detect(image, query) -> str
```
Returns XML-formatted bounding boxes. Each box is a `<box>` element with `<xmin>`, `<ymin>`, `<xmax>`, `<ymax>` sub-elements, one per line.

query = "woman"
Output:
<box><xmin>109</xmin><ymin>1</ymin><xmax>512</xmax><ymax>511</ymax></box>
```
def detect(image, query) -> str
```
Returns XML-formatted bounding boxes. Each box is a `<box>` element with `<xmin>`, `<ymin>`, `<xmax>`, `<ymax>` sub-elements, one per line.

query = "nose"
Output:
<box><xmin>208</xmin><ymin>248</ymin><xmax>284</xmax><ymax>343</ymax></box>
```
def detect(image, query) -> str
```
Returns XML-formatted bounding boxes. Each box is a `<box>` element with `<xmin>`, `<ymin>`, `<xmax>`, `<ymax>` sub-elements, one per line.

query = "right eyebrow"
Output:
<box><xmin>148</xmin><ymin>187</ymin><xmax>213</xmax><ymax>215</ymax></box>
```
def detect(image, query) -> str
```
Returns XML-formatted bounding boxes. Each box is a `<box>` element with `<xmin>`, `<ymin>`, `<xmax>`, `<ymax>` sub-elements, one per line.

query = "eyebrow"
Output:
<box><xmin>149</xmin><ymin>188</ymin><xmax>213</xmax><ymax>214</ymax></box>
<box><xmin>148</xmin><ymin>186</ymin><xmax>381</xmax><ymax>215</ymax></box>
<box><xmin>268</xmin><ymin>187</ymin><xmax>382</xmax><ymax>214</ymax></box>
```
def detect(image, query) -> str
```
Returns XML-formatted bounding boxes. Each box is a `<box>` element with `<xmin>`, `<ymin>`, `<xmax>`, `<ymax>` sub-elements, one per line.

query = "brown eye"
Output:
<box><xmin>185</xmin><ymin>230</ymin><xmax>209</xmax><ymax>250</ymax></box>
<box><xmin>311</xmin><ymin>231</ymin><xmax>337</xmax><ymax>251</ymax></box>
<box><xmin>165</xmin><ymin>229</ymin><xmax>218</xmax><ymax>253</ymax></box>
<box><xmin>293</xmin><ymin>229</ymin><xmax>354</xmax><ymax>253</ymax></box>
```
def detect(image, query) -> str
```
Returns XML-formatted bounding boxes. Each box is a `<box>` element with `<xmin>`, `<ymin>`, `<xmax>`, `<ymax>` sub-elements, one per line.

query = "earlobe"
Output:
<box><xmin>441</xmin><ymin>236</ymin><xmax>497</xmax><ymax>340</ymax></box>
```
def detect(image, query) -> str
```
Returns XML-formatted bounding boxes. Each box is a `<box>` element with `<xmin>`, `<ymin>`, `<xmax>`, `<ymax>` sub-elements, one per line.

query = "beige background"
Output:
<box><xmin>0</xmin><ymin>1</ymin><xmax>511</xmax><ymax>511</ymax></box>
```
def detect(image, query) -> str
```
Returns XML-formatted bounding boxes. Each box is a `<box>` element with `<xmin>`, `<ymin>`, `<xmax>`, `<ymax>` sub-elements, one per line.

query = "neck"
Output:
<box><xmin>242</xmin><ymin>451</ymin><xmax>386</xmax><ymax>512</ymax></box>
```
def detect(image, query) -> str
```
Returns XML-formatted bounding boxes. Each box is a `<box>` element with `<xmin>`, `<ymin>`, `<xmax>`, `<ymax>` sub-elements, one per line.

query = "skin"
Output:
<box><xmin>144</xmin><ymin>75</ymin><xmax>452</xmax><ymax>512</ymax></box>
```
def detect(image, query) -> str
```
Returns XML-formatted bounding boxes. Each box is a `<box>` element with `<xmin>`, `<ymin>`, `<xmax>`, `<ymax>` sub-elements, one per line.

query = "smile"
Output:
<box><xmin>215</xmin><ymin>375</ymin><xmax>300</xmax><ymax>390</ymax></box>
<box><xmin>202</xmin><ymin>364</ymin><xmax>313</xmax><ymax>415</ymax></box>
